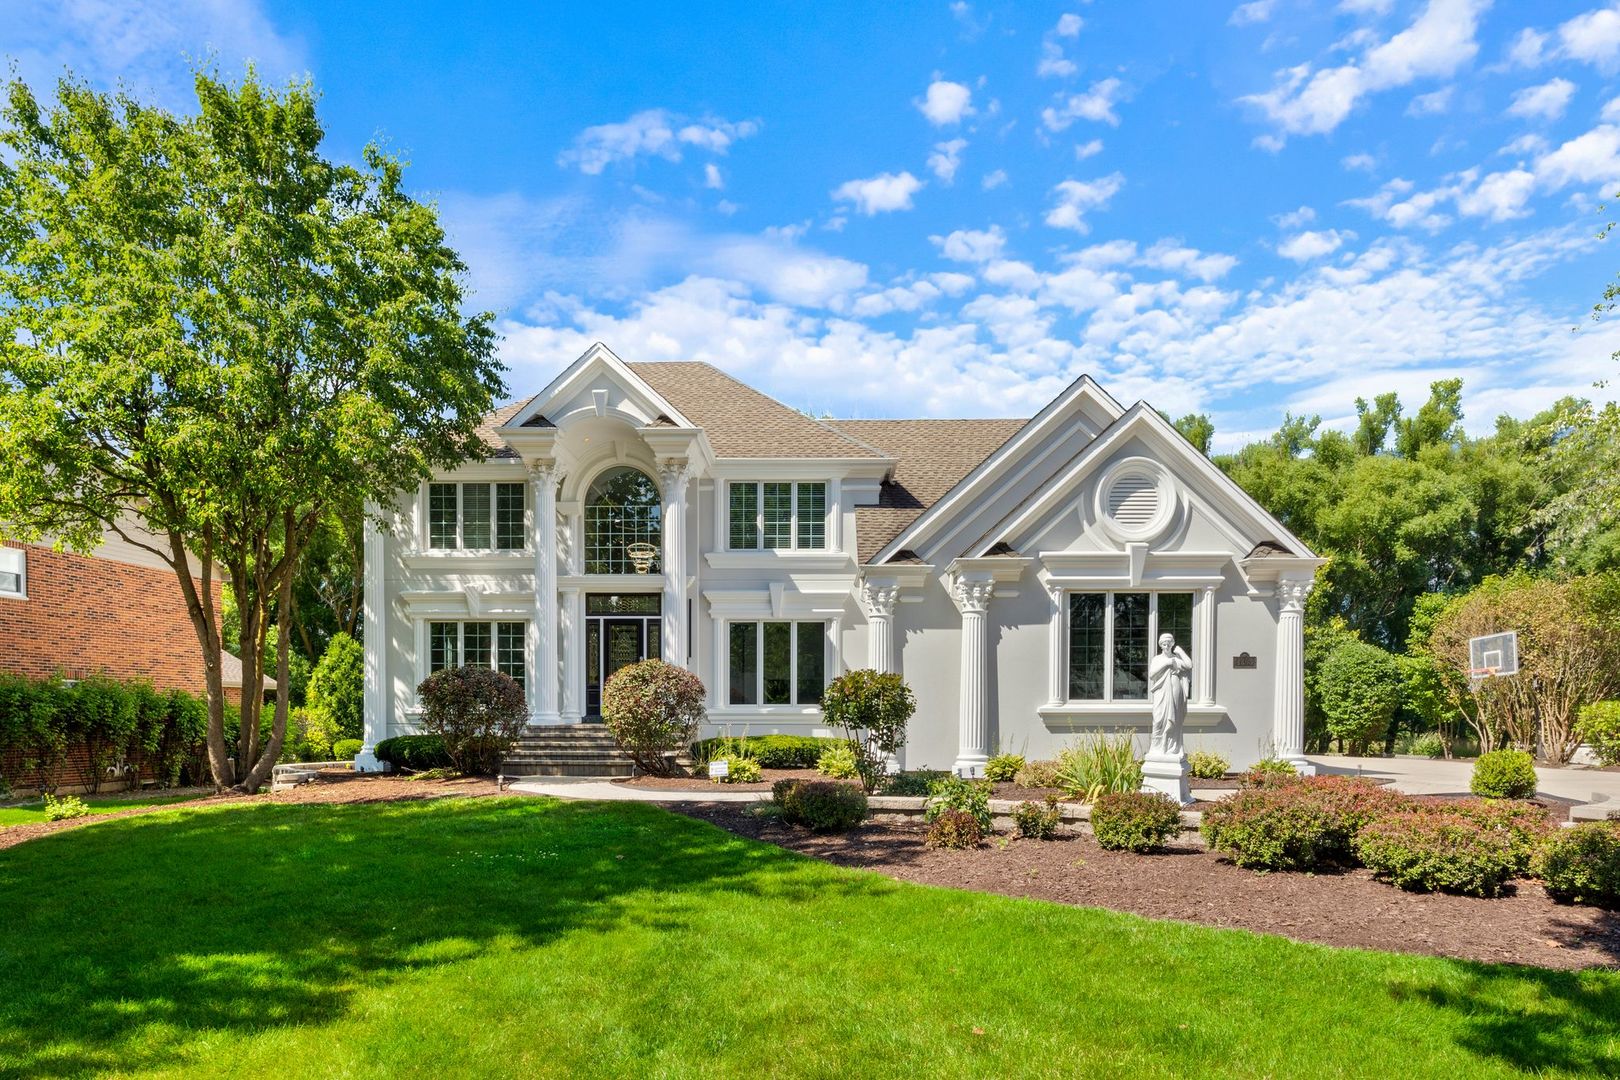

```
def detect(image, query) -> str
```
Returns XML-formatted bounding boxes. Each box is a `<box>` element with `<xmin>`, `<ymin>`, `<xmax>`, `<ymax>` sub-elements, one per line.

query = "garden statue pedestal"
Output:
<box><xmin>1141</xmin><ymin>751</ymin><xmax>1192</xmax><ymax>805</ymax></box>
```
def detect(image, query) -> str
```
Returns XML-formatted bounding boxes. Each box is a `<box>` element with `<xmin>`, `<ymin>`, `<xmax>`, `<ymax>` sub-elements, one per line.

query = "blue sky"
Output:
<box><xmin>9</xmin><ymin>1</ymin><xmax>1620</xmax><ymax>449</ymax></box>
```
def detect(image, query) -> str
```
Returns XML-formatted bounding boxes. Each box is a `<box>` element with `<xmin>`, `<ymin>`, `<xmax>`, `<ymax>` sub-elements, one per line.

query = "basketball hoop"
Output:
<box><xmin>1467</xmin><ymin>631</ymin><xmax>1519</xmax><ymax>687</ymax></box>
<box><xmin>626</xmin><ymin>542</ymin><xmax>658</xmax><ymax>574</ymax></box>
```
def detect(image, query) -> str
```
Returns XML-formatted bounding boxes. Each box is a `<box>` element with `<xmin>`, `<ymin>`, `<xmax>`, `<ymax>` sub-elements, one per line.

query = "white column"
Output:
<box><xmin>1196</xmin><ymin>585</ymin><xmax>1217</xmax><ymax>705</ymax></box>
<box><xmin>560</xmin><ymin>586</ymin><xmax>583</xmax><ymax>723</ymax></box>
<box><xmin>532</xmin><ymin>461</ymin><xmax>561</xmax><ymax>723</ymax></box>
<box><xmin>356</xmin><ymin>506</ymin><xmax>388</xmax><ymax>772</ymax></box>
<box><xmin>1273</xmin><ymin>577</ymin><xmax>1314</xmax><ymax>771</ymax></box>
<box><xmin>1046</xmin><ymin>582</ymin><xmax>1066</xmax><ymax>706</ymax></box>
<box><xmin>952</xmin><ymin>578</ymin><xmax>994</xmax><ymax>778</ymax></box>
<box><xmin>659</xmin><ymin>460</ymin><xmax>692</xmax><ymax>666</ymax></box>
<box><xmin>860</xmin><ymin>582</ymin><xmax>899</xmax><ymax>673</ymax></box>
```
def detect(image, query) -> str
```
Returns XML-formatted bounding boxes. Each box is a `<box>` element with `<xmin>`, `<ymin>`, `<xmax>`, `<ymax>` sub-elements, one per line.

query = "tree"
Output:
<box><xmin>307</xmin><ymin>631</ymin><xmax>364</xmax><ymax>741</ymax></box>
<box><xmin>0</xmin><ymin>71</ymin><xmax>500</xmax><ymax>792</ymax></box>
<box><xmin>820</xmin><ymin>669</ymin><xmax>916</xmax><ymax>792</ymax></box>
<box><xmin>290</xmin><ymin>500</ymin><xmax>365</xmax><ymax>659</ymax></box>
<box><xmin>600</xmin><ymin>660</ymin><xmax>707</xmax><ymax>776</ymax></box>
<box><xmin>1162</xmin><ymin>411</ymin><xmax>1214</xmax><ymax>455</ymax></box>
<box><xmin>1315</xmin><ymin>638</ymin><xmax>1403</xmax><ymax>755</ymax></box>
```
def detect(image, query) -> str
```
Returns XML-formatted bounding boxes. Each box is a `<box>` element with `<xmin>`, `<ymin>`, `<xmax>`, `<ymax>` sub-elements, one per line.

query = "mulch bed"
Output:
<box><xmin>0</xmin><ymin>771</ymin><xmax>500</xmax><ymax>851</ymax></box>
<box><xmin>670</xmin><ymin>801</ymin><xmax>1620</xmax><ymax>972</ymax></box>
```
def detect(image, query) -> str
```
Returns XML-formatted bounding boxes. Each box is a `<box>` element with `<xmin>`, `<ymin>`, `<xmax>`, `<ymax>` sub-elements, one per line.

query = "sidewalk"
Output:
<box><xmin>508</xmin><ymin>777</ymin><xmax>768</xmax><ymax>803</ymax></box>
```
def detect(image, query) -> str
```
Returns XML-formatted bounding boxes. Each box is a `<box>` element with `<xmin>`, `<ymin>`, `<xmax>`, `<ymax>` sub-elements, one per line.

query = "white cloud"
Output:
<box><xmin>1075</xmin><ymin>138</ymin><xmax>1104</xmax><ymax>159</ymax></box>
<box><xmin>1045</xmin><ymin>173</ymin><xmax>1126</xmax><ymax>232</ymax></box>
<box><xmin>1138</xmin><ymin>241</ymin><xmax>1239</xmax><ymax>281</ymax></box>
<box><xmin>1507</xmin><ymin>28</ymin><xmax>1548</xmax><ymax>68</ymax></box>
<box><xmin>981</xmin><ymin>169</ymin><xmax>1009</xmax><ymax>190</ymax></box>
<box><xmin>1407</xmin><ymin>87</ymin><xmax>1453</xmax><ymax>116</ymax></box>
<box><xmin>1056</xmin><ymin>13</ymin><xmax>1083</xmax><ymax>36</ymax></box>
<box><xmin>1342</xmin><ymin>152</ymin><xmax>1379</xmax><ymax>171</ymax></box>
<box><xmin>1230</xmin><ymin>1</ymin><xmax>1276</xmax><ymax>27</ymax></box>
<box><xmin>1507</xmin><ymin>77</ymin><xmax>1577</xmax><ymax>121</ymax></box>
<box><xmin>1340</xmin><ymin>0</ymin><xmax>1395</xmax><ymax>13</ymax></box>
<box><xmin>1275</xmin><ymin>206</ymin><xmax>1317</xmax><ymax>229</ymax></box>
<box><xmin>559</xmin><ymin>110</ymin><xmax>760</xmax><ymax>174</ymax></box>
<box><xmin>1559</xmin><ymin>5</ymin><xmax>1620</xmax><ymax>71</ymax></box>
<box><xmin>832</xmin><ymin>171</ymin><xmax>925</xmax><ymax>214</ymax></box>
<box><xmin>704</xmin><ymin>163</ymin><xmax>725</xmax><ymax>190</ymax></box>
<box><xmin>1277</xmin><ymin>229</ymin><xmax>1350</xmax><ymax>260</ymax></box>
<box><xmin>927</xmin><ymin>138</ymin><xmax>969</xmax><ymax>183</ymax></box>
<box><xmin>1242</xmin><ymin>0</ymin><xmax>1487</xmax><ymax>139</ymax></box>
<box><xmin>1455</xmin><ymin>169</ymin><xmax>1537</xmax><ymax>221</ymax></box>
<box><xmin>1042</xmin><ymin>78</ymin><xmax>1126</xmax><ymax>130</ymax></box>
<box><xmin>1535</xmin><ymin>123</ymin><xmax>1620</xmax><ymax>188</ymax></box>
<box><xmin>1038</xmin><ymin>42</ymin><xmax>1078</xmax><ymax>79</ymax></box>
<box><xmin>1500</xmin><ymin>133</ymin><xmax>1550</xmax><ymax>157</ymax></box>
<box><xmin>917</xmin><ymin>80</ymin><xmax>975</xmax><ymax>125</ymax></box>
<box><xmin>932</xmin><ymin>226</ymin><xmax>1008</xmax><ymax>263</ymax></box>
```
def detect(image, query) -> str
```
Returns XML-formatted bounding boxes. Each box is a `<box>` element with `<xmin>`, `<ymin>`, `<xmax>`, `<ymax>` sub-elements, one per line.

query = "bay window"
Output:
<box><xmin>427</xmin><ymin>482</ymin><xmax>527</xmax><ymax>550</ymax></box>
<box><xmin>727</xmin><ymin>482</ymin><xmax>827</xmax><ymax>550</ymax></box>
<box><xmin>1066</xmin><ymin>592</ymin><xmax>1193</xmax><ymax>702</ymax></box>
<box><xmin>728</xmin><ymin>620</ymin><xmax>827</xmax><ymax>705</ymax></box>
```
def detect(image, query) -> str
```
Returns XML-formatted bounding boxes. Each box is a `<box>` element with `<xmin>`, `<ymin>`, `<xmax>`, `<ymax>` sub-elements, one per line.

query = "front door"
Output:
<box><xmin>585</xmin><ymin>594</ymin><xmax>662</xmax><ymax>719</ymax></box>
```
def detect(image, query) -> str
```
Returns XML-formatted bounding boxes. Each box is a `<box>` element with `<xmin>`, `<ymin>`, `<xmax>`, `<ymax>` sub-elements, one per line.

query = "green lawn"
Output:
<box><xmin>0</xmin><ymin>797</ymin><xmax>1614</xmax><ymax>1079</ymax></box>
<box><xmin>0</xmin><ymin>791</ymin><xmax>207</xmax><ymax>828</ymax></box>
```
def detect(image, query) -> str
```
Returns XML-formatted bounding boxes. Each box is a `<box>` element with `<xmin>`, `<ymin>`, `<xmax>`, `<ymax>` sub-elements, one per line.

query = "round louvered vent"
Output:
<box><xmin>1095</xmin><ymin>458</ymin><xmax>1176</xmax><ymax>543</ymax></box>
<box><xmin>1107</xmin><ymin>475</ymin><xmax>1159</xmax><ymax>529</ymax></box>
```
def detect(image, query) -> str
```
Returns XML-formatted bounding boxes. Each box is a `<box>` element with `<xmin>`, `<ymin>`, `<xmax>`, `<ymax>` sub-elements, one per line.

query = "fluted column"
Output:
<box><xmin>659</xmin><ymin>460</ymin><xmax>691</xmax><ymax>666</ymax></box>
<box><xmin>952</xmin><ymin>578</ymin><xmax>994</xmax><ymax>778</ymax></box>
<box><xmin>1273</xmin><ymin>577</ymin><xmax>1314</xmax><ymax>770</ymax></box>
<box><xmin>532</xmin><ymin>461</ymin><xmax>561</xmax><ymax>724</ymax></box>
<box><xmin>356</xmin><ymin>506</ymin><xmax>388</xmax><ymax>772</ymax></box>
<box><xmin>1046</xmin><ymin>582</ymin><xmax>1066</xmax><ymax>706</ymax></box>
<box><xmin>860</xmin><ymin>582</ymin><xmax>899</xmax><ymax>673</ymax></box>
<box><xmin>1196</xmin><ymin>585</ymin><xmax>1217</xmax><ymax>705</ymax></box>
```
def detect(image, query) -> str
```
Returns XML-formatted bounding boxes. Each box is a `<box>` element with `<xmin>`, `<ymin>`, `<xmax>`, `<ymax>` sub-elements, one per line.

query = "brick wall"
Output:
<box><xmin>0</xmin><ymin>540</ymin><xmax>222</xmax><ymax>694</ymax></box>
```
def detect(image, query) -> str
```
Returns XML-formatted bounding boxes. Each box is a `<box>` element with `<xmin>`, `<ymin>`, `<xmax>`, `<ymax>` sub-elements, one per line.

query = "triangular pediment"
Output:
<box><xmin>500</xmin><ymin>342</ymin><xmax>694</xmax><ymax>433</ymax></box>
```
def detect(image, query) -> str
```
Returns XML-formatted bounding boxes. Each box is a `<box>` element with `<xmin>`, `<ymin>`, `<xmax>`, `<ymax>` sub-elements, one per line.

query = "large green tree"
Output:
<box><xmin>0</xmin><ymin>71</ymin><xmax>501</xmax><ymax>791</ymax></box>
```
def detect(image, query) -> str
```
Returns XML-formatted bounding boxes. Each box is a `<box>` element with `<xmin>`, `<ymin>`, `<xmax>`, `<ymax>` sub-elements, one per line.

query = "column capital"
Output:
<box><xmin>657</xmin><ymin>458</ymin><xmax>693</xmax><ymax>495</ymax></box>
<box><xmin>952</xmin><ymin>577</ymin><xmax>995</xmax><ymax>614</ymax></box>
<box><xmin>860</xmin><ymin>581</ymin><xmax>900</xmax><ymax>619</ymax></box>
<box><xmin>527</xmin><ymin>458</ymin><xmax>562</xmax><ymax>485</ymax></box>
<box><xmin>1276</xmin><ymin>577</ymin><xmax>1314</xmax><ymax>615</ymax></box>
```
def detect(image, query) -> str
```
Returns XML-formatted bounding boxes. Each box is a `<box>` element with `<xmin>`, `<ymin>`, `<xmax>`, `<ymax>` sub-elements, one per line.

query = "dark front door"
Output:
<box><xmin>585</xmin><ymin>594</ymin><xmax>661</xmax><ymax>718</ymax></box>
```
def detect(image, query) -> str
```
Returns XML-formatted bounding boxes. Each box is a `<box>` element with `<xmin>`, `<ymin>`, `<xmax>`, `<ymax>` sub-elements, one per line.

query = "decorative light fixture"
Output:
<box><xmin>626</xmin><ymin>542</ymin><xmax>658</xmax><ymax>574</ymax></box>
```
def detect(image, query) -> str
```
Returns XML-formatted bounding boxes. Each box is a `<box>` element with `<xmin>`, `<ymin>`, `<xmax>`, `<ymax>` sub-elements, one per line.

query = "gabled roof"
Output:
<box><xmin>630</xmin><ymin>362</ymin><xmax>886</xmax><ymax>460</ymax></box>
<box><xmin>473</xmin><ymin>399</ymin><xmax>532</xmax><ymax>459</ymax></box>
<box><xmin>826</xmin><ymin>418</ymin><xmax>1027</xmax><ymax>563</ymax></box>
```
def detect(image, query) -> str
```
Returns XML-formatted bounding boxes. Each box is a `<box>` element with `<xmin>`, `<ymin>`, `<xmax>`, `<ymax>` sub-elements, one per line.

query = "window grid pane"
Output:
<box><xmin>795</xmin><ymin>483</ymin><xmax>826</xmax><ymax>549</ymax></box>
<box><xmin>497</xmin><ymin>622</ymin><xmax>526</xmax><ymax>689</ymax></box>
<box><xmin>583</xmin><ymin>468</ymin><xmax>662</xmax><ymax>574</ymax></box>
<box><xmin>428</xmin><ymin>484</ymin><xmax>458</xmax><ymax>549</ymax></box>
<box><xmin>728</xmin><ymin>483</ymin><xmax>759</xmax><ymax>549</ymax></box>
<box><xmin>0</xmin><ymin>571</ymin><xmax>19</xmax><ymax>594</ymax></box>
<box><xmin>462</xmin><ymin>484</ymin><xmax>491</xmax><ymax>549</ymax></box>
<box><xmin>1067</xmin><ymin>594</ymin><xmax>1106</xmax><ymax>700</ymax></box>
<box><xmin>1112</xmin><ymin>593</ymin><xmax>1151</xmax><ymax>700</ymax></box>
<box><xmin>495</xmin><ymin>483</ymin><xmax>526</xmax><ymax>550</ymax></box>
<box><xmin>729</xmin><ymin>622</ymin><xmax>758</xmax><ymax>705</ymax></box>
<box><xmin>796</xmin><ymin>622</ymin><xmax>825</xmax><ymax>705</ymax></box>
<box><xmin>1158</xmin><ymin>593</ymin><xmax>1194</xmax><ymax>654</ymax></box>
<box><xmin>429</xmin><ymin>622</ymin><xmax>458</xmax><ymax>672</ymax></box>
<box><xmin>464</xmin><ymin>622</ymin><xmax>492</xmax><ymax>669</ymax></box>
<box><xmin>762</xmin><ymin>483</ymin><xmax>793</xmax><ymax>549</ymax></box>
<box><xmin>762</xmin><ymin>622</ymin><xmax>792</xmax><ymax>703</ymax></box>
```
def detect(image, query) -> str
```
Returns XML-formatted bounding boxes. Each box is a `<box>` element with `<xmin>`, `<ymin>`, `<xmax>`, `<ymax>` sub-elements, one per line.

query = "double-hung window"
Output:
<box><xmin>728</xmin><ymin>621</ymin><xmax>827</xmax><ymax>706</ymax></box>
<box><xmin>0</xmin><ymin>546</ymin><xmax>24</xmax><ymax>598</ymax></box>
<box><xmin>727</xmin><ymin>482</ymin><xmax>827</xmax><ymax>550</ymax></box>
<box><xmin>428</xmin><ymin>621</ymin><xmax>528</xmax><ymax>689</ymax></box>
<box><xmin>427</xmin><ymin>482</ymin><xmax>527</xmax><ymax>550</ymax></box>
<box><xmin>1066</xmin><ymin>592</ymin><xmax>1193</xmax><ymax>702</ymax></box>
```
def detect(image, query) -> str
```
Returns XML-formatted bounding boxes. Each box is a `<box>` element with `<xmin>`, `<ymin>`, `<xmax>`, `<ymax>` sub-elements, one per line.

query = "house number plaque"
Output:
<box><xmin>1232</xmin><ymin>652</ymin><xmax>1258</xmax><ymax>669</ymax></box>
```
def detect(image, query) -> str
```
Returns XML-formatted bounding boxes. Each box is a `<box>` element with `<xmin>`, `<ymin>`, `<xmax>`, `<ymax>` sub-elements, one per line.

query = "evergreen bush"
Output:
<box><xmin>1470</xmin><ymin>749</ymin><xmax>1537</xmax><ymax>799</ymax></box>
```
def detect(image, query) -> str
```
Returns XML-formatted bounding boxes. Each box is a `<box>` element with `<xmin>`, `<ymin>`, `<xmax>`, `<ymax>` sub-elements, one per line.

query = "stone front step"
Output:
<box><xmin>501</xmin><ymin>759</ymin><xmax>635</xmax><ymax>778</ymax></box>
<box><xmin>501</xmin><ymin>724</ymin><xmax>635</xmax><ymax>779</ymax></box>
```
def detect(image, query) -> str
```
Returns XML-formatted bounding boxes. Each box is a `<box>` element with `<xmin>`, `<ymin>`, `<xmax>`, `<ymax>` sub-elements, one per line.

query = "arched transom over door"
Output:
<box><xmin>583</xmin><ymin>466</ymin><xmax>662</xmax><ymax>575</ymax></box>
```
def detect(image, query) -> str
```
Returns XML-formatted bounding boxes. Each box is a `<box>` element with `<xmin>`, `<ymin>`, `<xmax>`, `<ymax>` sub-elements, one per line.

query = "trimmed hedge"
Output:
<box><xmin>1354</xmin><ymin>809</ymin><xmax>1519</xmax><ymax>897</ymax></box>
<box><xmin>1091</xmin><ymin>791</ymin><xmax>1182</xmax><ymax>853</ymax></box>
<box><xmin>332</xmin><ymin>739</ymin><xmax>363</xmax><ymax>761</ymax></box>
<box><xmin>1534</xmin><ymin>822</ymin><xmax>1620</xmax><ymax>908</ymax></box>
<box><xmin>691</xmin><ymin>734</ymin><xmax>843</xmax><ymax>769</ymax></box>
<box><xmin>771</xmin><ymin>778</ymin><xmax>868</xmax><ymax>832</ymax></box>
<box><xmin>1470</xmin><ymin>749</ymin><xmax>1537</xmax><ymax>799</ymax></box>
<box><xmin>1201</xmin><ymin>776</ymin><xmax>1411</xmax><ymax>871</ymax></box>
<box><xmin>374</xmin><ymin>735</ymin><xmax>453</xmax><ymax>771</ymax></box>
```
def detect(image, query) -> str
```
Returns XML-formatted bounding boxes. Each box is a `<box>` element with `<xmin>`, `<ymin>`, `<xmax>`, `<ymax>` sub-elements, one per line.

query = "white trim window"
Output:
<box><xmin>0</xmin><ymin>546</ymin><xmax>24</xmax><ymax>598</ymax></box>
<box><xmin>728</xmin><ymin>620</ymin><xmax>827</xmax><ymax>705</ymax></box>
<box><xmin>1066</xmin><ymin>591</ymin><xmax>1192</xmax><ymax>701</ymax></box>
<box><xmin>427</xmin><ymin>620</ymin><xmax>528</xmax><ymax>689</ymax></box>
<box><xmin>727</xmin><ymin>482</ymin><xmax>827</xmax><ymax>550</ymax></box>
<box><xmin>427</xmin><ymin>482</ymin><xmax>527</xmax><ymax>551</ymax></box>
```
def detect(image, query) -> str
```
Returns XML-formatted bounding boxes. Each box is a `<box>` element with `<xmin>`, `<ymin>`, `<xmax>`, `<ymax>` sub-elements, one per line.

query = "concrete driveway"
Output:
<box><xmin>1312</xmin><ymin>755</ymin><xmax>1620</xmax><ymax>813</ymax></box>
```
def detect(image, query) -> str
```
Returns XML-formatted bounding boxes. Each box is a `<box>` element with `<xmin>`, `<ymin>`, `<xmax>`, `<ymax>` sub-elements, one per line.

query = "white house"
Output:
<box><xmin>357</xmin><ymin>342</ymin><xmax>1322</xmax><ymax>776</ymax></box>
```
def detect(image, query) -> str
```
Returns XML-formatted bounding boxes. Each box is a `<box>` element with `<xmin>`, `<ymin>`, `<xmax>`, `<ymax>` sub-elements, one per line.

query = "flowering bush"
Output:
<box><xmin>1534</xmin><ymin>822</ymin><xmax>1620</xmax><ymax>908</ymax></box>
<box><xmin>926</xmin><ymin>809</ymin><xmax>983</xmax><ymax>849</ymax></box>
<box><xmin>601</xmin><ymin>660</ymin><xmax>706</xmax><ymax>777</ymax></box>
<box><xmin>1091</xmin><ymin>791</ymin><xmax>1182</xmax><ymax>853</ymax></box>
<box><xmin>415</xmin><ymin>665</ymin><xmax>529</xmax><ymax>776</ymax></box>
<box><xmin>1470</xmin><ymin>749</ymin><xmax>1538</xmax><ymax>799</ymax></box>
<box><xmin>1354</xmin><ymin>809</ymin><xmax>1520</xmax><ymax>897</ymax></box>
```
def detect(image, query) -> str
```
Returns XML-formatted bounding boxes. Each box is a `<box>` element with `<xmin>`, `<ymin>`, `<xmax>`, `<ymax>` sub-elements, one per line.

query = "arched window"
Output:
<box><xmin>584</xmin><ymin>467</ymin><xmax>662</xmax><ymax>574</ymax></box>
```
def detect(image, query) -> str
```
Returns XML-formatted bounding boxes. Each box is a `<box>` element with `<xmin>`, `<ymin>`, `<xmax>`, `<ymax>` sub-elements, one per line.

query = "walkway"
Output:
<box><xmin>1312</xmin><ymin>755</ymin><xmax>1620</xmax><ymax>806</ymax></box>
<box><xmin>508</xmin><ymin>777</ymin><xmax>768</xmax><ymax>803</ymax></box>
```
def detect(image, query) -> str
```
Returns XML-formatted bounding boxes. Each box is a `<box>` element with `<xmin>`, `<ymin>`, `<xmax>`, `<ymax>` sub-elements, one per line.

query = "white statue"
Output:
<box><xmin>1142</xmin><ymin>633</ymin><xmax>1193</xmax><ymax>805</ymax></box>
<box><xmin>1148</xmin><ymin>633</ymin><xmax>1192</xmax><ymax>757</ymax></box>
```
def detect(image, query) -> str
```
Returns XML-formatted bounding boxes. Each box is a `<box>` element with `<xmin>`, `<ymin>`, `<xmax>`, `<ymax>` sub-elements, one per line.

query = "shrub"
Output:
<box><xmin>820</xmin><ymin>669</ymin><xmax>916</xmax><ymax>792</ymax></box>
<box><xmin>307</xmin><ymin>632</ymin><xmax>365</xmax><ymax>741</ymax></box>
<box><xmin>1576</xmin><ymin>701</ymin><xmax>1620</xmax><ymax>767</ymax></box>
<box><xmin>1015</xmin><ymin>759</ymin><xmax>1062</xmax><ymax>789</ymax></box>
<box><xmin>1201</xmin><ymin>784</ymin><xmax>1337</xmax><ymax>871</ymax></box>
<box><xmin>690</xmin><ymin>734</ymin><xmax>841</xmax><ymax>769</ymax></box>
<box><xmin>1534</xmin><ymin>822</ymin><xmax>1620</xmax><ymax>908</ymax></box>
<box><xmin>1354</xmin><ymin>810</ymin><xmax>1520</xmax><ymax>897</ymax></box>
<box><xmin>1054</xmin><ymin>734</ymin><xmax>1142</xmax><ymax>800</ymax></box>
<box><xmin>816</xmin><ymin>743</ymin><xmax>861</xmax><ymax>780</ymax></box>
<box><xmin>601</xmin><ymin>660</ymin><xmax>706</xmax><ymax>777</ymax></box>
<box><xmin>417</xmin><ymin>666</ymin><xmax>529</xmax><ymax>776</ymax></box>
<box><xmin>332</xmin><ymin>738</ymin><xmax>363</xmax><ymax>761</ymax></box>
<box><xmin>1187</xmin><ymin>750</ymin><xmax>1229</xmax><ymax>779</ymax></box>
<box><xmin>925</xmin><ymin>775</ymin><xmax>993</xmax><ymax>831</ymax></box>
<box><xmin>1470</xmin><ymin>749</ymin><xmax>1537</xmax><ymax>799</ymax></box>
<box><xmin>1013</xmin><ymin>797</ymin><xmax>1062</xmax><ymax>839</ymax></box>
<box><xmin>1408</xmin><ymin>732</ymin><xmax>1448</xmax><ymax>759</ymax></box>
<box><xmin>713</xmin><ymin>755</ymin><xmax>761</xmax><ymax>784</ymax></box>
<box><xmin>1435</xmin><ymin>798</ymin><xmax>1554</xmax><ymax>874</ymax></box>
<box><xmin>926</xmin><ymin>809</ymin><xmax>983</xmax><ymax>849</ymax></box>
<box><xmin>42</xmin><ymin>793</ymin><xmax>90</xmax><ymax>821</ymax></box>
<box><xmin>1239</xmin><ymin>758</ymin><xmax>1298</xmax><ymax>789</ymax></box>
<box><xmin>374</xmin><ymin>735</ymin><xmax>453</xmax><ymax>771</ymax></box>
<box><xmin>1091</xmin><ymin>791</ymin><xmax>1182</xmax><ymax>853</ymax></box>
<box><xmin>878</xmin><ymin>769</ymin><xmax>949</xmax><ymax>797</ymax></box>
<box><xmin>985</xmin><ymin>753</ymin><xmax>1025</xmax><ymax>783</ymax></box>
<box><xmin>771</xmin><ymin>779</ymin><xmax>867</xmax><ymax>832</ymax></box>
<box><xmin>1316</xmin><ymin>638</ymin><xmax>1404</xmax><ymax>753</ymax></box>
<box><xmin>70</xmin><ymin>676</ymin><xmax>138</xmax><ymax>793</ymax></box>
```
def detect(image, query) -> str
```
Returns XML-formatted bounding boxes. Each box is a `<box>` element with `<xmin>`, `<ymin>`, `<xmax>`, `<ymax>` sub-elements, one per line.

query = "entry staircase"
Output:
<box><xmin>500</xmin><ymin>724</ymin><xmax>636</xmax><ymax>778</ymax></box>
